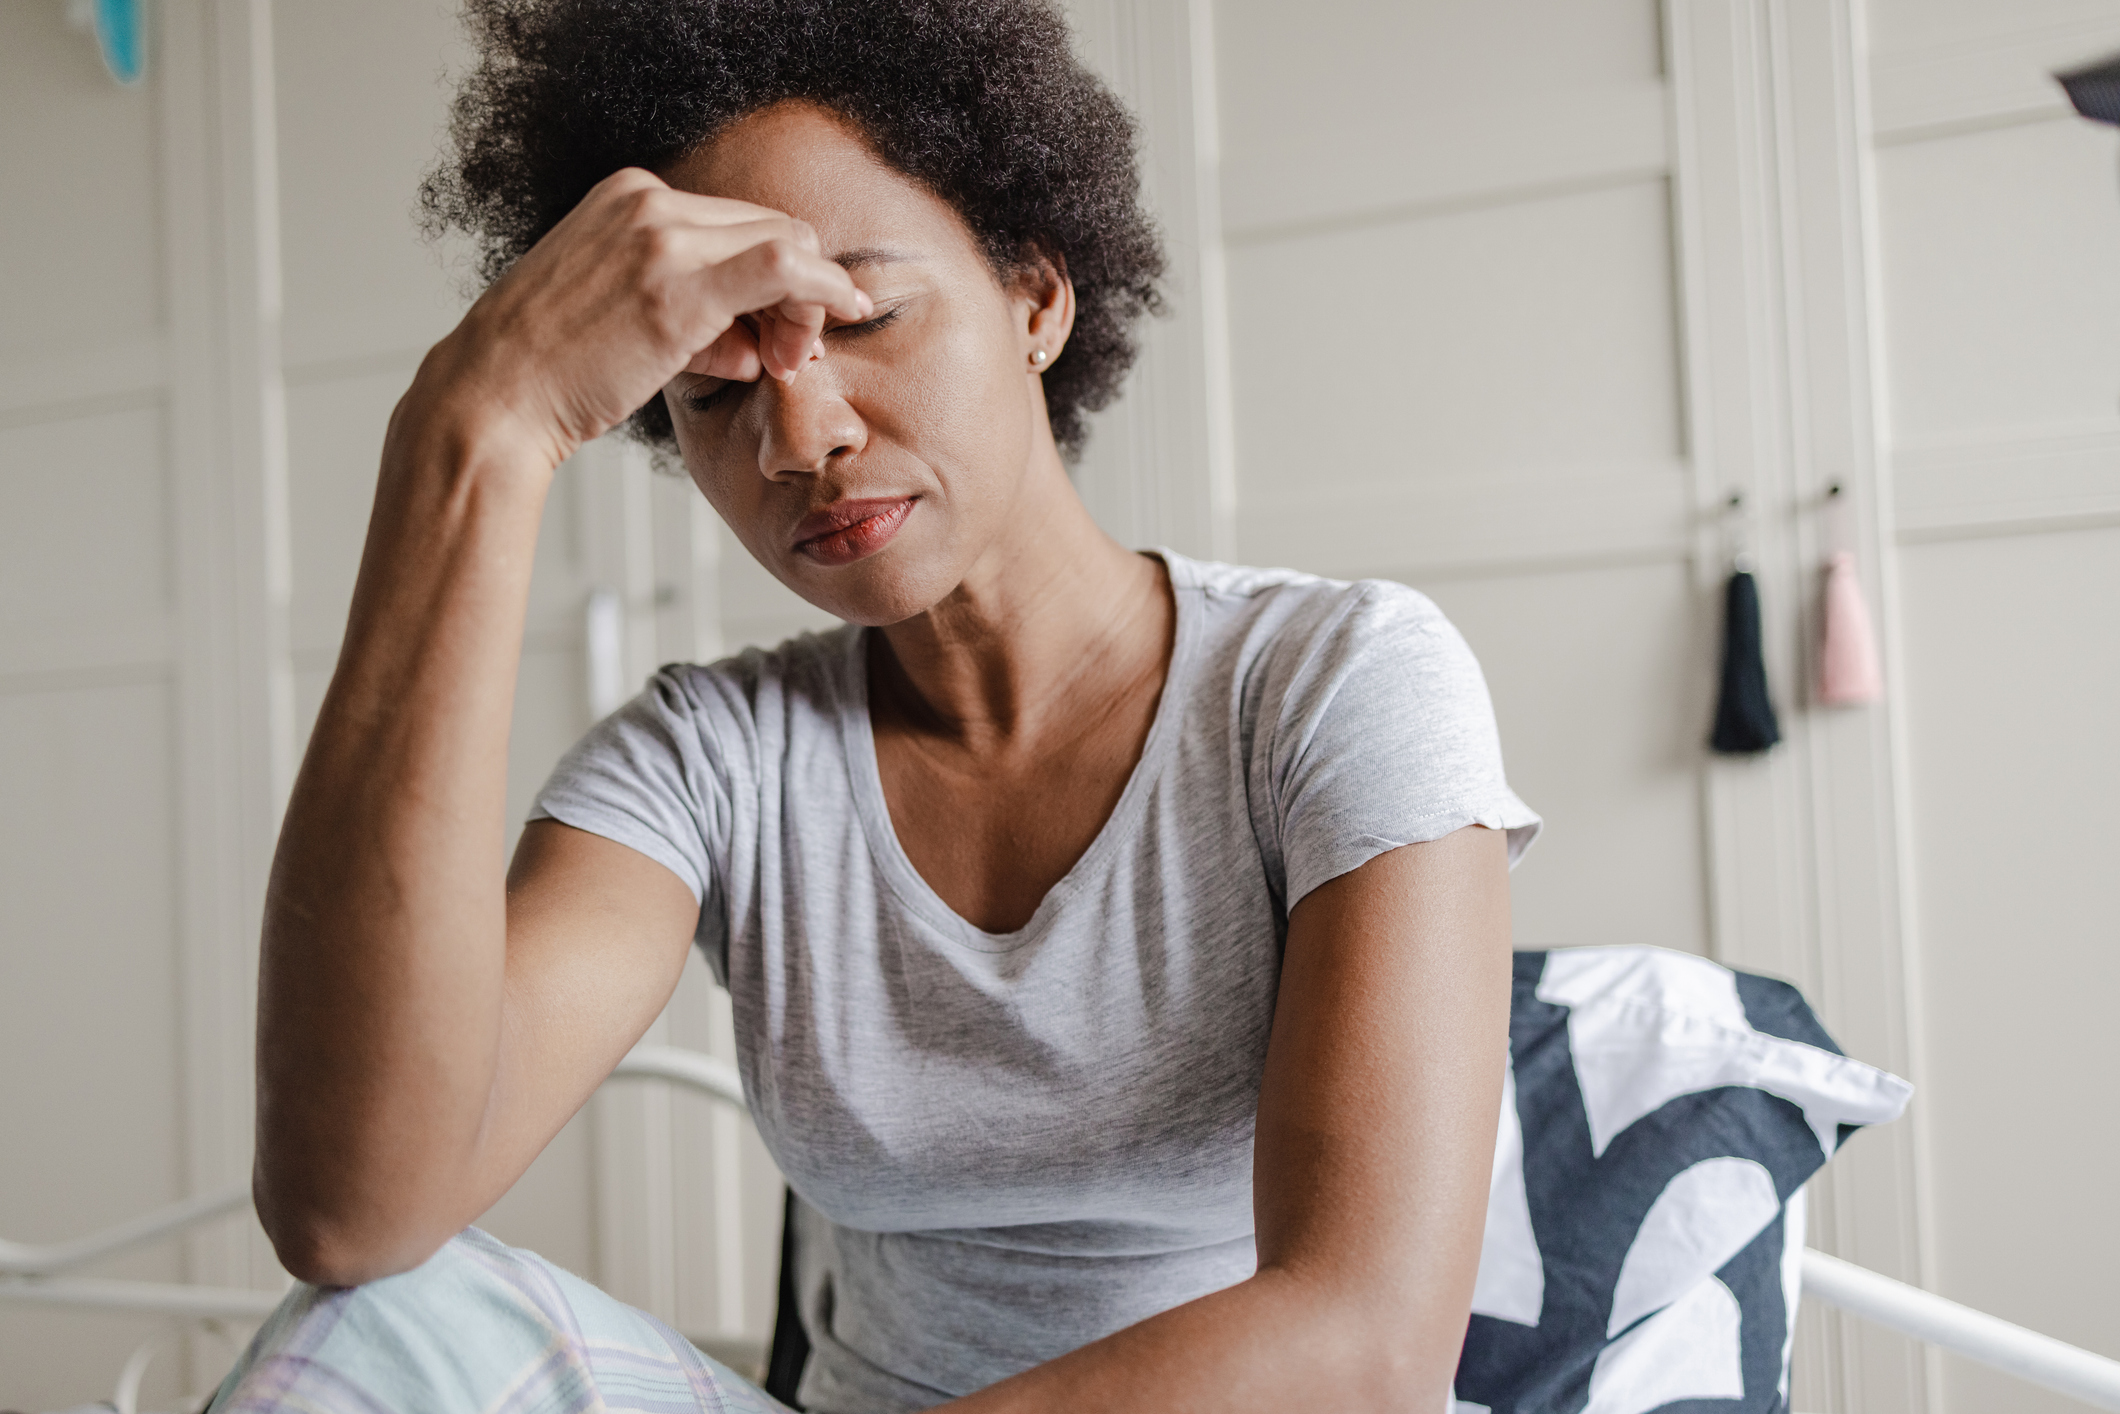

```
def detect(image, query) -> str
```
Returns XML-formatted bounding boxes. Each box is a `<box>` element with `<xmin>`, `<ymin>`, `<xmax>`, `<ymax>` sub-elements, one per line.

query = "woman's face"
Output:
<box><xmin>660</xmin><ymin>102</ymin><xmax>1069</xmax><ymax>627</ymax></box>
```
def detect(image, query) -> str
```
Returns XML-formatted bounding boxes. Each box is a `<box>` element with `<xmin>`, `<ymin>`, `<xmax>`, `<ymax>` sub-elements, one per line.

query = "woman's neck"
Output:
<box><xmin>872</xmin><ymin>452</ymin><xmax>1173</xmax><ymax>753</ymax></box>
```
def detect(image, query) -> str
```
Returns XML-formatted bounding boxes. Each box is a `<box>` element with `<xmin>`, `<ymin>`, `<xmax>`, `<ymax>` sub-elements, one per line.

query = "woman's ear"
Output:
<box><xmin>1015</xmin><ymin>250</ymin><xmax>1076</xmax><ymax>371</ymax></box>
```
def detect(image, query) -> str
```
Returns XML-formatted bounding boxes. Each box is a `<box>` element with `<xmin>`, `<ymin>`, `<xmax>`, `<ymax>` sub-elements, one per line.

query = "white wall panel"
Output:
<box><xmin>1214</xmin><ymin>0</ymin><xmax>1665</xmax><ymax>244</ymax></box>
<box><xmin>284</xmin><ymin>369</ymin><xmax>409</xmax><ymax>656</ymax></box>
<box><xmin>273</xmin><ymin>0</ymin><xmax>468</xmax><ymax>370</ymax></box>
<box><xmin>1898</xmin><ymin>526</ymin><xmax>2120</xmax><ymax>1412</ymax></box>
<box><xmin>1226</xmin><ymin>179</ymin><xmax>1682</xmax><ymax>514</ymax></box>
<box><xmin>1216</xmin><ymin>0</ymin><xmax>1661</xmax><ymax>184</ymax></box>
<box><xmin>1425</xmin><ymin>561</ymin><xmax>1710</xmax><ymax>956</ymax></box>
<box><xmin>1868</xmin><ymin>0</ymin><xmax>2120</xmax><ymax>57</ymax></box>
<box><xmin>0</xmin><ymin>5</ymin><xmax>162</xmax><ymax>366</ymax></box>
<box><xmin>286</xmin><ymin>365</ymin><xmax>598</xmax><ymax>693</ymax></box>
<box><xmin>1866</xmin><ymin>3</ymin><xmax>2120</xmax><ymax>1407</ymax></box>
<box><xmin>1873</xmin><ymin>120</ymin><xmax>2120</xmax><ymax>443</ymax></box>
<box><xmin>0</xmin><ymin>409</ymin><xmax>170</xmax><ymax>640</ymax></box>
<box><xmin>0</xmin><ymin>680</ymin><xmax>185</xmax><ymax>1411</ymax></box>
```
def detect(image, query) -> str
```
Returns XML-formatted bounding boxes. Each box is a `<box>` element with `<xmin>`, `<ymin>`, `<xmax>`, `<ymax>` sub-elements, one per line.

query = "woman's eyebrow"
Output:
<box><xmin>832</xmin><ymin>246</ymin><xmax>917</xmax><ymax>271</ymax></box>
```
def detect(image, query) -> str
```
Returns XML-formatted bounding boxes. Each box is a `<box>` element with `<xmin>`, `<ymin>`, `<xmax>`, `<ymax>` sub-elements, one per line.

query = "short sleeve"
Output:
<box><xmin>1260</xmin><ymin>581</ymin><xmax>1540</xmax><ymax>910</ymax></box>
<box><xmin>529</xmin><ymin>666</ymin><xmax>737</xmax><ymax>908</ymax></box>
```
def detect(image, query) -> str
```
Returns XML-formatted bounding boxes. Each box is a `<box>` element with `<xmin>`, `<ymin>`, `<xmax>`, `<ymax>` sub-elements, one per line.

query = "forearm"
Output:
<box><xmin>255</xmin><ymin>355</ymin><xmax>555</xmax><ymax>1282</ymax></box>
<box><xmin>944</xmin><ymin>1264</ymin><xmax>1460</xmax><ymax>1414</ymax></box>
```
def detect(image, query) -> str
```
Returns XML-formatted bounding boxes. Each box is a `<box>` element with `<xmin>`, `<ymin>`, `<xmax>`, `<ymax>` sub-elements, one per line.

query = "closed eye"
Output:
<box><xmin>683</xmin><ymin>380</ymin><xmax>741</xmax><ymax>415</ymax></box>
<box><xmin>683</xmin><ymin>307</ymin><xmax>903</xmax><ymax>416</ymax></box>
<box><xmin>830</xmin><ymin>306</ymin><xmax>902</xmax><ymax>338</ymax></box>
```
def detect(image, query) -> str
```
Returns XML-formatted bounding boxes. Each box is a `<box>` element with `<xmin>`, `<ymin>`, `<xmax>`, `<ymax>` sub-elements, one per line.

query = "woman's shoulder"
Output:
<box><xmin>1164</xmin><ymin>552</ymin><xmax>1539</xmax><ymax>879</ymax></box>
<box><xmin>647</xmin><ymin>622</ymin><xmax>863</xmax><ymax>721</ymax></box>
<box><xmin>1162</xmin><ymin>551</ymin><xmax>1458</xmax><ymax>662</ymax></box>
<box><xmin>532</xmin><ymin>624</ymin><xmax>861</xmax><ymax>873</ymax></box>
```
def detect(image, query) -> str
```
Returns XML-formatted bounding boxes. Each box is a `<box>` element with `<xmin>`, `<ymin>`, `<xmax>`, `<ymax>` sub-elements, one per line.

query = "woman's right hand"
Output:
<box><xmin>414</xmin><ymin>166</ymin><xmax>873</xmax><ymax>470</ymax></box>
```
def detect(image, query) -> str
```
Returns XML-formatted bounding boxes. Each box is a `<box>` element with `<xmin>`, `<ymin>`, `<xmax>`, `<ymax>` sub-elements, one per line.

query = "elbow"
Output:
<box><xmin>1356</xmin><ymin>1308</ymin><xmax>1469</xmax><ymax>1414</ymax></box>
<box><xmin>1261</xmin><ymin>1264</ymin><xmax>1463</xmax><ymax>1414</ymax></box>
<box><xmin>1357</xmin><ymin>1336</ymin><xmax>1459</xmax><ymax>1414</ymax></box>
<box><xmin>253</xmin><ymin>1170</ymin><xmax>451</xmax><ymax>1289</ymax></box>
<box><xmin>263</xmin><ymin>1219</ymin><xmax>405</xmax><ymax>1290</ymax></box>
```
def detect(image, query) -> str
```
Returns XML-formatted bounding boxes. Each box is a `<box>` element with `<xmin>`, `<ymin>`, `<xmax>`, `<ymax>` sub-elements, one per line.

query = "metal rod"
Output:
<box><xmin>0</xmin><ymin>1049</ymin><xmax>742</xmax><ymax>1285</ymax></box>
<box><xmin>1802</xmin><ymin>1249</ymin><xmax>2120</xmax><ymax>1411</ymax></box>
<box><xmin>0</xmin><ymin>1184</ymin><xmax>252</xmax><ymax>1277</ymax></box>
<box><xmin>610</xmin><ymin>1044</ymin><xmax>747</xmax><ymax>1108</ymax></box>
<box><xmin>0</xmin><ymin>1275</ymin><xmax>282</xmax><ymax>1320</ymax></box>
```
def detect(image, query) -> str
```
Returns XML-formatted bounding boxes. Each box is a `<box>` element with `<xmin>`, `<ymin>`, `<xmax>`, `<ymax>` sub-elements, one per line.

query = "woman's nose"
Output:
<box><xmin>756</xmin><ymin>355</ymin><xmax>865</xmax><ymax>478</ymax></box>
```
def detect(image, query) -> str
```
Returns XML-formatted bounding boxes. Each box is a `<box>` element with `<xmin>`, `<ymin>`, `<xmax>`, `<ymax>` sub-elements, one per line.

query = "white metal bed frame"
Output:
<box><xmin>6</xmin><ymin>1045</ymin><xmax>2117</xmax><ymax>1413</ymax></box>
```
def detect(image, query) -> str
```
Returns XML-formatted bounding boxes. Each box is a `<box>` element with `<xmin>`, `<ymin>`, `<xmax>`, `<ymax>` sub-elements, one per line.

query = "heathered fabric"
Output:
<box><xmin>531</xmin><ymin>551</ymin><xmax>1541</xmax><ymax>1414</ymax></box>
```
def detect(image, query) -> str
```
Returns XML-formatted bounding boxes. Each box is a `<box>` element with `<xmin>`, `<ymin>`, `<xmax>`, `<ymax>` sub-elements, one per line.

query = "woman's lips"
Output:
<box><xmin>791</xmin><ymin>497</ymin><xmax>916</xmax><ymax>566</ymax></box>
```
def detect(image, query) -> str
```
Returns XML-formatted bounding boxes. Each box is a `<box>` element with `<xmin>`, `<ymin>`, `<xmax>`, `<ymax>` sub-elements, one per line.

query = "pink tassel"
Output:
<box><xmin>1819</xmin><ymin>551</ymin><xmax>1883</xmax><ymax>706</ymax></box>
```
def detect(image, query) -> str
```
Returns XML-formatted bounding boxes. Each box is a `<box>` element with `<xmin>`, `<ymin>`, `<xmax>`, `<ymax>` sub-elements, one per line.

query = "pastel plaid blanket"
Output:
<box><xmin>207</xmin><ymin>1228</ymin><xmax>789</xmax><ymax>1414</ymax></box>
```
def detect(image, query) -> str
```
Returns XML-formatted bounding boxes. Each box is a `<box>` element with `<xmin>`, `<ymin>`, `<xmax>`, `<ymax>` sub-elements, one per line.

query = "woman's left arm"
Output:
<box><xmin>946</xmin><ymin>824</ymin><xmax>1512</xmax><ymax>1414</ymax></box>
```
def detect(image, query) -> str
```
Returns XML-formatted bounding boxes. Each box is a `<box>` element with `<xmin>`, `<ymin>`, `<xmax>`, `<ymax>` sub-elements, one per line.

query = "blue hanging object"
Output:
<box><xmin>70</xmin><ymin>0</ymin><xmax>145</xmax><ymax>85</ymax></box>
<box><xmin>97</xmin><ymin>0</ymin><xmax>145</xmax><ymax>84</ymax></box>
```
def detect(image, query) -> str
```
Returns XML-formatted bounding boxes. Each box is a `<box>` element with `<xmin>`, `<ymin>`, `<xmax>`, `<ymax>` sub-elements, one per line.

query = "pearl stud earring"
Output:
<box><xmin>1030</xmin><ymin>349</ymin><xmax>1048</xmax><ymax>368</ymax></box>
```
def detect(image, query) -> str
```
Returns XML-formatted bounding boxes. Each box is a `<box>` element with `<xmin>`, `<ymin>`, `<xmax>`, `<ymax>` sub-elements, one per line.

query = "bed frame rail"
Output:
<box><xmin>1800</xmin><ymin>1248</ymin><xmax>2120</xmax><ymax>1411</ymax></box>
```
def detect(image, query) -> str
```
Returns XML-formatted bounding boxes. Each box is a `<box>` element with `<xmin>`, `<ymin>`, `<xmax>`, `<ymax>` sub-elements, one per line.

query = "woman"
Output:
<box><xmin>228</xmin><ymin>1</ymin><xmax>1539</xmax><ymax>1410</ymax></box>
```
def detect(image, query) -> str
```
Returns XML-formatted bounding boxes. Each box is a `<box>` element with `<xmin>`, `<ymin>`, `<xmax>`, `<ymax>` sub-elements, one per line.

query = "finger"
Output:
<box><xmin>666</xmin><ymin>214</ymin><xmax>824</xmax><ymax>268</ymax></box>
<box><xmin>590</xmin><ymin>170</ymin><xmax>800</xmax><ymax>240</ymax></box>
<box><xmin>686</xmin><ymin>322</ymin><xmax>761</xmax><ymax>381</ymax></box>
<box><xmin>703</xmin><ymin>239</ymin><xmax>869</xmax><ymax>353</ymax></box>
<box><xmin>586</xmin><ymin>165</ymin><xmax>668</xmax><ymax>203</ymax></box>
<box><xmin>761</xmin><ymin>302</ymin><xmax>829</xmax><ymax>382</ymax></box>
<box><xmin>659</xmin><ymin>191</ymin><xmax>817</xmax><ymax>241</ymax></box>
<box><xmin>657</xmin><ymin>223</ymin><xmax>868</xmax><ymax>327</ymax></box>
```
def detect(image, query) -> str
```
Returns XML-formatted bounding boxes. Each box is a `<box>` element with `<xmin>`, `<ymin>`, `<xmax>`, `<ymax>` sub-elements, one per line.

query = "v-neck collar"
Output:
<box><xmin>838</xmin><ymin>550</ymin><xmax>1200</xmax><ymax>954</ymax></box>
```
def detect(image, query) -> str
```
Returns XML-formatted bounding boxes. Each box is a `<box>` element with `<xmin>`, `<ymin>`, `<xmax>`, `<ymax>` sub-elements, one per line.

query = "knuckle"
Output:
<box><xmin>598</xmin><ymin>168</ymin><xmax>657</xmax><ymax>206</ymax></box>
<box><xmin>643</xmin><ymin>292</ymin><xmax>692</xmax><ymax>349</ymax></box>
<box><xmin>626</xmin><ymin>186</ymin><xmax>665</xmax><ymax>222</ymax></box>
<box><xmin>636</xmin><ymin>222</ymin><xmax>682</xmax><ymax>267</ymax></box>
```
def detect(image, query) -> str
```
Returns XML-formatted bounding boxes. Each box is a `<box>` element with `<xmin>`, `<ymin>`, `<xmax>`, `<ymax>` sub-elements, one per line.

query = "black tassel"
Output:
<box><xmin>1710</xmin><ymin>568</ymin><xmax>1781</xmax><ymax>754</ymax></box>
<box><xmin>2059</xmin><ymin>52</ymin><xmax>2120</xmax><ymax>125</ymax></box>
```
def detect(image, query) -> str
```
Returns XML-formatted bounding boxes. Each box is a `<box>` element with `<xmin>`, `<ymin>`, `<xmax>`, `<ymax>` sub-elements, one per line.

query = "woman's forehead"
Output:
<box><xmin>664</xmin><ymin>101</ymin><xmax>968</xmax><ymax>261</ymax></box>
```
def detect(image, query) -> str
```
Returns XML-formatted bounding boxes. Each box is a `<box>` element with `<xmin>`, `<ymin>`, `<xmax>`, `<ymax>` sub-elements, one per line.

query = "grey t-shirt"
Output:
<box><xmin>531</xmin><ymin>552</ymin><xmax>1540</xmax><ymax>1413</ymax></box>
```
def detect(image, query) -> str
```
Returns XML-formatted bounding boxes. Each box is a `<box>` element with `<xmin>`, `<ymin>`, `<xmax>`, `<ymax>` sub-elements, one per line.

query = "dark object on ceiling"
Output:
<box><xmin>2059</xmin><ymin>52</ymin><xmax>2120</xmax><ymax>125</ymax></box>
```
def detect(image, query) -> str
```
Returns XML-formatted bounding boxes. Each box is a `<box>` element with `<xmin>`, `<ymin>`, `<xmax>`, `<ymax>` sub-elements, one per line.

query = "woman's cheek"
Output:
<box><xmin>900</xmin><ymin>318</ymin><xmax>1034</xmax><ymax>477</ymax></box>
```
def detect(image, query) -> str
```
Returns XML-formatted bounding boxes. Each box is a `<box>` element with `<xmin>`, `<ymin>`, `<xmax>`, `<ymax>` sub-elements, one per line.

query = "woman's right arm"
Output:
<box><xmin>253</xmin><ymin>169</ymin><xmax>869</xmax><ymax>1286</ymax></box>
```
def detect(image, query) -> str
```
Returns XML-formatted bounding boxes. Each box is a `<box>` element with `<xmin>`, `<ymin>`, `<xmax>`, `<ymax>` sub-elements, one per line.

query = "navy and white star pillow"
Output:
<box><xmin>1448</xmin><ymin>947</ymin><xmax>1912</xmax><ymax>1414</ymax></box>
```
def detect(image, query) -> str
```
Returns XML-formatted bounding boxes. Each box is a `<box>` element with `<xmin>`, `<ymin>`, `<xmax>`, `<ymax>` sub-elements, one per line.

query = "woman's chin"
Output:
<box><xmin>778</xmin><ymin>547</ymin><xmax>960</xmax><ymax>629</ymax></box>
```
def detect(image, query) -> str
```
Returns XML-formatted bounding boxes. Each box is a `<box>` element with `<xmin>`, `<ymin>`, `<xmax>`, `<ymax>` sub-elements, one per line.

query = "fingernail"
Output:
<box><xmin>812</xmin><ymin>339</ymin><xmax>826</xmax><ymax>361</ymax></box>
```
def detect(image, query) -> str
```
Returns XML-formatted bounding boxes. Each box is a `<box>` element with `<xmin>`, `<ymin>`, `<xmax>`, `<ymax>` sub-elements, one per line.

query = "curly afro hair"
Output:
<box><xmin>419</xmin><ymin>0</ymin><xmax>1167</xmax><ymax>458</ymax></box>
